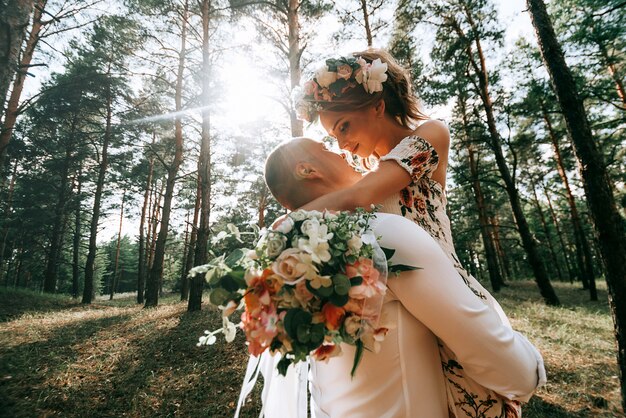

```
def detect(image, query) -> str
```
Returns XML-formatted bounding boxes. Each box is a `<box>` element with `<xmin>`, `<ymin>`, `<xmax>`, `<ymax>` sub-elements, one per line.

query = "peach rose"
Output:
<box><xmin>336</xmin><ymin>64</ymin><xmax>353</xmax><ymax>80</ymax></box>
<box><xmin>272</xmin><ymin>249</ymin><xmax>306</xmax><ymax>282</ymax></box>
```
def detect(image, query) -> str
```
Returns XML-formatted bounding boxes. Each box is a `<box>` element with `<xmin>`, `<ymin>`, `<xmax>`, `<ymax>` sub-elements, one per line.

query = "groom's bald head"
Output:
<box><xmin>264</xmin><ymin>138</ymin><xmax>360</xmax><ymax>210</ymax></box>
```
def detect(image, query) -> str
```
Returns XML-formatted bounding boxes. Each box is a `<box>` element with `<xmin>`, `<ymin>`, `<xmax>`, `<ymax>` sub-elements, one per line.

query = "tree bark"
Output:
<box><xmin>181</xmin><ymin>177</ymin><xmax>200</xmax><ymax>301</ymax></box>
<box><xmin>71</xmin><ymin>164</ymin><xmax>82</xmax><ymax>298</ymax></box>
<box><xmin>451</xmin><ymin>9</ymin><xmax>559</xmax><ymax>305</ymax></box>
<box><xmin>287</xmin><ymin>0</ymin><xmax>303</xmax><ymax>137</ymax></box>
<box><xmin>542</xmin><ymin>107</ymin><xmax>597</xmax><ymax>297</ymax></box>
<box><xmin>110</xmin><ymin>188</ymin><xmax>125</xmax><ymax>300</ymax></box>
<box><xmin>82</xmin><ymin>66</ymin><xmax>113</xmax><ymax>304</ymax></box>
<box><xmin>359</xmin><ymin>0</ymin><xmax>373</xmax><ymax>47</ymax></box>
<box><xmin>491</xmin><ymin>215</ymin><xmax>511</xmax><ymax>282</ymax></box>
<box><xmin>0</xmin><ymin>0</ymin><xmax>34</xmax><ymax>117</ymax></box>
<box><xmin>458</xmin><ymin>93</ymin><xmax>503</xmax><ymax>291</ymax></box>
<box><xmin>527</xmin><ymin>0</ymin><xmax>626</xmax><ymax>408</ymax></box>
<box><xmin>189</xmin><ymin>0</ymin><xmax>212</xmax><ymax>312</ymax></box>
<box><xmin>137</xmin><ymin>134</ymin><xmax>155</xmax><ymax>304</ymax></box>
<box><xmin>0</xmin><ymin>157</ymin><xmax>17</xmax><ymax>283</ymax></box>
<box><xmin>530</xmin><ymin>179</ymin><xmax>563</xmax><ymax>282</ymax></box>
<box><xmin>0</xmin><ymin>0</ymin><xmax>44</xmax><ymax>165</ymax></box>
<box><xmin>43</xmin><ymin>144</ymin><xmax>72</xmax><ymax>293</ymax></box>
<box><xmin>145</xmin><ymin>0</ymin><xmax>188</xmax><ymax>308</ymax></box>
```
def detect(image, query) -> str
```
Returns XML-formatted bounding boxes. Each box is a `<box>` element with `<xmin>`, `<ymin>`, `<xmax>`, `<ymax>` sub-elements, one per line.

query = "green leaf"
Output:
<box><xmin>208</xmin><ymin>288</ymin><xmax>230</xmax><ymax>306</ymax></box>
<box><xmin>381</xmin><ymin>247</ymin><xmax>396</xmax><ymax>260</ymax></box>
<box><xmin>224</xmin><ymin>249</ymin><xmax>245</xmax><ymax>268</ymax></box>
<box><xmin>389</xmin><ymin>264</ymin><xmax>421</xmax><ymax>275</ymax></box>
<box><xmin>297</xmin><ymin>324</ymin><xmax>311</xmax><ymax>343</ymax></box>
<box><xmin>329</xmin><ymin>292</ymin><xmax>349</xmax><ymax>307</ymax></box>
<box><xmin>349</xmin><ymin>276</ymin><xmax>363</xmax><ymax>286</ymax></box>
<box><xmin>316</xmin><ymin>284</ymin><xmax>334</xmax><ymax>298</ymax></box>
<box><xmin>351</xmin><ymin>340</ymin><xmax>364</xmax><ymax>378</ymax></box>
<box><xmin>277</xmin><ymin>356</ymin><xmax>292</xmax><ymax>377</ymax></box>
<box><xmin>206</xmin><ymin>268</ymin><xmax>221</xmax><ymax>287</ymax></box>
<box><xmin>310</xmin><ymin>323</ymin><xmax>325</xmax><ymax>346</ymax></box>
<box><xmin>221</xmin><ymin>275</ymin><xmax>240</xmax><ymax>292</ymax></box>
<box><xmin>332</xmin><ymin>274</ymin><xmax>351</xmax><ymax>296</ymax></box>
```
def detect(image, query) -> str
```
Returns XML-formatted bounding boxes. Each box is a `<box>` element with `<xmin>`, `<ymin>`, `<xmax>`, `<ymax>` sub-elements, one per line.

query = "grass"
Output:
<box><xmin>0</xmin><ymin>280</ymin><xmax>622</xmax><ymax>417</ymax></box>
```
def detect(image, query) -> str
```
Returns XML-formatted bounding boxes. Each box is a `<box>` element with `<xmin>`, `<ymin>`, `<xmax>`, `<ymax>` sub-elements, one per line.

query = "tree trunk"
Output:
<box><xmin>527</xmin><ymin>0</ymin><xmax>626</xmax><ymax>408</ymax></box>
<box><xmin>43</xmin><ymin>145</ymin><xmax>72</xmax><ymax>293</ymax></box>
<box><xmin>0</xmin><ymin>158</ymin><xmax>17</xmax><ymax>283</ymax></box>
<box><xmin>189</xmin><ymin>0</ymin><xmax>212</xmax><ymax>312</ymax></box>
<box><xmin>458</xmin><ymin>93</ymin><xmax>503</xmax><ymax>291</ymax></box>
<box><xmin>181</xmin><ymin>177</ymin><xmax>200</xmax><ymax>301</ymax></box>
<box><xmin>148</xmin><ymin>180</ymin><xmax>162</xmax><ymax>270</ymax></box>
<box><xmin>287</xmin><ymin>0</ymin><xmax>303</xmax><ymax>137</ymax></box>
<box><xmin>542</xmin><ymin>107</ymin><xmax>597</xmax><ymax>297</ymax></box>
<box><xmin>491</xmin><ymin>215</ymin><xmax>511</xmax><ymax>282</ymax></box>
<box><xmin>451</xmin><ymin>11</ymin><xmax>559</xmax><ymax>305</ymax></box>
<box><xmin>543</xmin><ymin>186</ymin><xmax>576</xmax><ymax>282</ymax></box>
<box><xmin>110</xmin><ymin>188</ymin><xmax>125</xmax><ymax>300</ymax></box>
<box><xmin>530</xmin><ymin>180</ymin><xmax>563</xmax><ymax>282</ymax></box>
<box><xmin>82</xmin><ymin>68</ymin><xmax>113</xmax><ymax>304</ymax></box>
<box><xmin>71</xmin><ymin>164</ymin><xmax>82</xmax><ymax>298</ymax></box>
<box><xmin>0</xmin><ymin>0</ymin><xmax>44</xmax><ymax>165</ymax></box>
<box><xmin>137</xmin><ymin>134</ymin><xmax>155</xmax><ymax>304</ymax></box>
<box><xmin>0</xmin><ymin>0</ymin><xmax>34</xmax><ymax>117</ymax></box>
<box><xmin>145</xmin><ymin>0</ymin><xmax>188</xmax><ymax>308</ymax></box>
<box><xmin>359</xmin><ymin>0</ymin><xmax>373</xmax><ymax>47</ymax></box>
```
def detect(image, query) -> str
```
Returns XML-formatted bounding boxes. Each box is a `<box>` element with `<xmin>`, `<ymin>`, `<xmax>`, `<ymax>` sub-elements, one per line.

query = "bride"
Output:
<box><xmin>235</xmin><ymin>137</ymin><xmax>546</xmax><ymax>418</ymax></box>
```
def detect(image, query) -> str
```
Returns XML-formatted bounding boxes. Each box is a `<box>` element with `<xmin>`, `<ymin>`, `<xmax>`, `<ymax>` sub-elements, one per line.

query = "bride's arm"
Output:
<box><xmin>373</xmin><ymin>215</ymin><xmax>546</xmax><ymax>401</ymax></box>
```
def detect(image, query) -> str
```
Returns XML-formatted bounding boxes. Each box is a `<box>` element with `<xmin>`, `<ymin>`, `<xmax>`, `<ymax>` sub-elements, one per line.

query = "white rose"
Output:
<box><xmin>301</xmin><ymin>218</ymin><xmax>320</xmax><ymax>239</ymax></box>
<box><xmin>348</xmin><ymin>235</ymin><xmax>363</xmax><ymax>253</ymax></box>
<box><xmin>364</xmin><ymin>58</ymin><xmax>388</xmax><ymax>93</ymax></box>
<box><xmin>290</xmin><ymin>210</ymin><xmax>307</xmax><ymax>221</ymax></box>
<box><xmin>315</xmin><ymin>65</ymin><xmax>338</xmax><ymax>88</ymax></box>
<box><xmin>266</xmin><ymin>232</ymin><xmax>287</xmax><ymax>258</ymax></box>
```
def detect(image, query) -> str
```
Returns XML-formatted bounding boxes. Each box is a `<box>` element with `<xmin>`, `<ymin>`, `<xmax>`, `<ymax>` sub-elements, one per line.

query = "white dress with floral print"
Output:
<box><xmin>379</xmin><ymin>135</ymin><xmax>533</xmax><ymax>418</ymax></box>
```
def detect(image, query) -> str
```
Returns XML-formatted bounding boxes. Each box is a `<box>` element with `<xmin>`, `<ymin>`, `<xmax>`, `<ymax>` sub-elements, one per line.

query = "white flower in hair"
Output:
<box><xmin>363</xmin><ymin>58</ymin><xmax>388</xmax><ymax>93</ymax></box>
<box><xmin>315</xmin><ymin>65</ymin><xmax>338</xmax><ymax>88</ymax></box>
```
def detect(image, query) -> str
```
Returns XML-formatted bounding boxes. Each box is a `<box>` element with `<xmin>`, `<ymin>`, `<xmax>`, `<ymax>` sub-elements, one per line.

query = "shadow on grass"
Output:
<box><xmin>0</xmin><ymin>288</ymin><xmax>81</xmax><ymax>322</ymax></box>
<box><xmin>499</xmin><ymin>280</ymin><xmax>610</xmax><ymax>315</ymax></box>
<box><xmin>26</xmin><ymin>305</ymin><xmax>261</xmax><ymax>418</ymax></box>
<box><xmin>0</xmin><ymin>312</ymin><xmax>132</xmax><ymax>418</ymax></box>
<box><xmin>525</xmin><ymin>396</ymin><xmax>588</xmax><ymax>418</ymax></box>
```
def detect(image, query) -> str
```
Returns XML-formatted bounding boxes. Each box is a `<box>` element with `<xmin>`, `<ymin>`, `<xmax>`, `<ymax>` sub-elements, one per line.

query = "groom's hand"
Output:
<box><xmin>271</xmin><ymin>214</ymin><xmax>289</xmax><ymax>230</ymax></box>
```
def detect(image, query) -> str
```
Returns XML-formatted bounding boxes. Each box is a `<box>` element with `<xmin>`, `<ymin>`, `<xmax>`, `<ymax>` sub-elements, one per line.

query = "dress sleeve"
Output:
<box><xmin>379</xmin><ymin>136</ymin><xmax>439</xmax><ymax>184</ymax></box>
<box><xmin>372</xmin><ymin>214</ymin><xmax>546</xmax><ymax>402</ymax></box>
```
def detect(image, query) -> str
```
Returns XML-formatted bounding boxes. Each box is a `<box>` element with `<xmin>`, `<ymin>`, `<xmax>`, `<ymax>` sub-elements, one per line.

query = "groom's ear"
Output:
<box><xmin>295</xmin><ymin>161</ymin><xmax>321</xmax><ymax>180</ymax></box>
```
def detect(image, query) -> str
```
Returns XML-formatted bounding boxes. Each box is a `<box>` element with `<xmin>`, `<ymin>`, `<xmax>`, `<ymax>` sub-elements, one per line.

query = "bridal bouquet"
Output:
<box><xmin>193</xmin><ymin>209</ymin><xmax>410</xmax><ymax>376</ymax></box>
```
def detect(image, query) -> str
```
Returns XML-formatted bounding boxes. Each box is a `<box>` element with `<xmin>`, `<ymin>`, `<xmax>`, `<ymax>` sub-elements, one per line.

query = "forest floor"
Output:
<box><xmin>0</xmin><ymin>280</ymin><xmax>622</xmax><ymax>418</ymax></box>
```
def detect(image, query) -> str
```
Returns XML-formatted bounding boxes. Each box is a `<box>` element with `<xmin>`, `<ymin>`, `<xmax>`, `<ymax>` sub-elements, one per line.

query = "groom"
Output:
<box><xmin>261</xmin><ymin>137</ymin><xmax>546</xmax><ymax>418</ymax></box>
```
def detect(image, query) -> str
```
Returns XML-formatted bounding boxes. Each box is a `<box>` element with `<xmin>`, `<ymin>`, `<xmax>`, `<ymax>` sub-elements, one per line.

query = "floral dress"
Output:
<box><xmin>379</xmin><ymin>135</ymin><xmax>525</xmax><ymax>418</ymax></box>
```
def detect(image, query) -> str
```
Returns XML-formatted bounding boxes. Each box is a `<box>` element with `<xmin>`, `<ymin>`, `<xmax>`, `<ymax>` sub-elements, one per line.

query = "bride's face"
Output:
<box><xmin>319</xmin><ymin>107</ymin><xmax>380</xmax><ymax>158</ymax></box>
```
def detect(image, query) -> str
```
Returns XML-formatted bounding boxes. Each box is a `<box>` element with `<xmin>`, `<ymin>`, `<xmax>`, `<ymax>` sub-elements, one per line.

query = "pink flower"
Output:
<box><xmin>304</xmin><ymin>80</ymin><xmax>318</xmax><ymax>96</ymax></box>
<box><xmin>241</xmin><ymin>304</ymin><xmax>280</xmax><ymax>356</ymax></box>
<box><xmin>346</xmin><ymin>258</ymin><xmax>380</xmax><ymax>286</ymax></box>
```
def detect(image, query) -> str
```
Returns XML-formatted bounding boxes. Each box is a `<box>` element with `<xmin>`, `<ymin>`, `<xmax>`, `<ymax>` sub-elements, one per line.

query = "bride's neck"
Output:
<box><xmin>375</xmin><ymin>117</ymin><xmax>415</xmax><ymax>156</ymax></box>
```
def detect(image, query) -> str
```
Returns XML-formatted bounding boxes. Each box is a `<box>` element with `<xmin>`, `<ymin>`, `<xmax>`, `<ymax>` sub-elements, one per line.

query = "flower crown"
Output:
<box><xmin>293</xmin><ymin>56</ymin><xmax>389</xmax><ymax>123</ymax></box>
